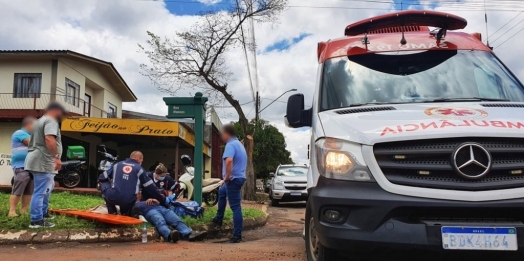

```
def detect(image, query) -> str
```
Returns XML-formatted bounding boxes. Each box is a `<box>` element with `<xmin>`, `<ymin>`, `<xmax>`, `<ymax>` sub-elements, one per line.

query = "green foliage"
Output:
<box><xmin>233</xmin><ymin>120</ymin><xmax>294</xmax><ymax>180</ymax></box>
<box><xmin>182</xmin><ymin>208</ymin><xmax>265</xmax><ymax>227</ymax></box>
<box><xmin>1</xmin><ymin>193</ymin><xmax>265</xmax><ymax>230</ymax></box>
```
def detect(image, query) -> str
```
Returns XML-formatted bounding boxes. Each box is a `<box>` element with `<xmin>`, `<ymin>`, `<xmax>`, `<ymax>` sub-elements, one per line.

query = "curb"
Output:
<box><xmin>0</xmin><ymin>205</ymin><xmax>268</xmax><ymax>245</ymax></box>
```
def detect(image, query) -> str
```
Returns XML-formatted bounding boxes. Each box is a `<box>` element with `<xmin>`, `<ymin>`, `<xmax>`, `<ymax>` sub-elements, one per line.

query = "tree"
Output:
<box><xmin>234</xmin><ymin>120</ymin><xmax>294</xmax><ymax>180</ymax></box>
<box><xmin>139</xmin><ymin>0</ymin><xmax>288</xmax><ymax>200</ymax></box>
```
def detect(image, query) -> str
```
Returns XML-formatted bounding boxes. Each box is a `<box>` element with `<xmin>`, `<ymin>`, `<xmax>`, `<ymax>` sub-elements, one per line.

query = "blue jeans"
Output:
<box><xmin>145</xmin><ymin>206</ymin><xmax>192</xmax><ymax>240</ymax></box>
<box><xmin>216</xmin><ymin>178</ymin><xmax>246</xmax><ymax>238</ymax></box>
<box><xmin>100</xmin><ymin>182</ymin><xmax>135</xmax><ymax>215</ymax></box>
<box><xmin>30</xmin><ymin>172</ymin><xmax>55</xmax><ymax>222</ymax></box>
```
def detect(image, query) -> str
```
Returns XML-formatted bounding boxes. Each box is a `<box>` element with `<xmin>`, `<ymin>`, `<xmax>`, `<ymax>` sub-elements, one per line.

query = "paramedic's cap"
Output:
<box><xmin>46</xmin><ymin>102</ymin><xmax>68</xmax><ymax>115</ymax></box>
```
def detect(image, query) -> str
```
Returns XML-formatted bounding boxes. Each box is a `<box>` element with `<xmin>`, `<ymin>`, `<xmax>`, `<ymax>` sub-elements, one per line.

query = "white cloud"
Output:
<box><xmin>196</xmin><ymin>0</ymin><xmax>222</xmax><ymax>5</ymax></box>
<box><xmin>1</xmin><ymin>0</ymin><xmax>521</xmax><ymax>164</ymax></box>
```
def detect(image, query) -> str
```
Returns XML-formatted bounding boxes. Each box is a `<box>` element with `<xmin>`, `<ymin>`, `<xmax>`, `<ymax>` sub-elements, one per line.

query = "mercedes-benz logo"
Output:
<box><xmin>451</xmin><ymin>143</ymin><xmax>492</xmax><ymax>180</ymax></box>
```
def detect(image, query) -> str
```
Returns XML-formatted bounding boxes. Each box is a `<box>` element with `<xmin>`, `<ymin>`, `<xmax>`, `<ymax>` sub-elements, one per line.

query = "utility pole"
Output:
<box><xmin>255</xmin><ymin>91</ymin><xmax>260</xmax><ymax>122</ymax></box>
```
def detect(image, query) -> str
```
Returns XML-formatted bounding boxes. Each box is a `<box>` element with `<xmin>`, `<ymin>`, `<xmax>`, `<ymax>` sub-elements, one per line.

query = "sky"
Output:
<box><xmin>1</xmin><ymin>0</ymin><xmax>524</xmax><ymax>165</ymax></box>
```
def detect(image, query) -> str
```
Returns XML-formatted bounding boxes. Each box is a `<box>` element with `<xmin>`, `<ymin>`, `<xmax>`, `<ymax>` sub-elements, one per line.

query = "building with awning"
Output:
<box><xmin>59</xmin><ymin>116</ymin><xmax>213</xmax><ymax>187</ymax></box>
<box><xmin>0</xmin><ymin>50</ymin><xmax>219</xmax><ymax>187</ymax></box>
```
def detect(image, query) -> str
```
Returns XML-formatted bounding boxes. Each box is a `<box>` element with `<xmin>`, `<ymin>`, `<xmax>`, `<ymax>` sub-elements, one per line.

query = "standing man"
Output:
<box><xmin>99</xmin><ymin>151</ymin><xmax>167</xmax><ymax>216</ymax></box>
<box><xmin>212</xmin><ymin>124</ymin><xmax>247</xmax><ymax>243</ymax></box>
<box><xmin>8</xmin><ymin>116</ymin><xmax>36</xmax><ymax>217</ymax></box>
<box><xmin>25</xmin><ymin>102</ymin><xmax>67</xmax><ymax>228</ymax></box>
<box><xmin>168</xmin><ymin>163</ymin><xmax>176</xmax><ymax>179</ymax></box>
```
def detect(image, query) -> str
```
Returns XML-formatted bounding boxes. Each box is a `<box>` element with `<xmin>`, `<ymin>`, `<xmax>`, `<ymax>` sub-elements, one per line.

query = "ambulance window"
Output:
<box><xmin>320</xmin><ymin>50</ymin><xmax>524</xmax><ymax>111</ymax></box>
<box><xmin>474</xmin><ymin>67</ymin><xmax>505</xmax><ymax>99</ymax></box>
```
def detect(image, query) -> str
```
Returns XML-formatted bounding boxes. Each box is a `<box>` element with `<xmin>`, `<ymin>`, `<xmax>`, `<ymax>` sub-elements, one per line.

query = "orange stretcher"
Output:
<box><xmin>49</xmin><ymin>209</ymin><xmax>144</xmax><ymax>225</ymax></box>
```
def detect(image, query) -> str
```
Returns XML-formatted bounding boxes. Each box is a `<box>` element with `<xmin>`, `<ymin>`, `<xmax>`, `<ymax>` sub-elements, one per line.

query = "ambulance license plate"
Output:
<box><xmin>442</xmin><ymin>227</ymin><xmax>517</xmax><ymax>251</ymax></box>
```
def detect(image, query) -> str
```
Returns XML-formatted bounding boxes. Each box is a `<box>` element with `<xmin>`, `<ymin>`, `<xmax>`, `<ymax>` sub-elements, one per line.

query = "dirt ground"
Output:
<box><xmin>0</xmin><ymin>203</ymin><xmax>308</xmax><ymax>261</ymax></box>
<box><xmin>4</xmin><ymin>202</ymin><xmax>524</xmax><ymax>261</ymax></box>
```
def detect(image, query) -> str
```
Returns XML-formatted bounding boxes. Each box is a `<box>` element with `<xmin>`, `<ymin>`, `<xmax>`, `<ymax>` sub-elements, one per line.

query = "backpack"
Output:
<box><xmin>170</xmin><ymin>201</ymin><xmax>204</xmax><ymax>219</ymax></box>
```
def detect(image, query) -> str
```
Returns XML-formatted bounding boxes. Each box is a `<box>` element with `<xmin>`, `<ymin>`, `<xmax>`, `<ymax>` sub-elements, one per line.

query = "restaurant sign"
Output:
<box><xmin>61</xmin><ymin>117</ymin><xmax>179</xmax><ymax>137</ymax></box>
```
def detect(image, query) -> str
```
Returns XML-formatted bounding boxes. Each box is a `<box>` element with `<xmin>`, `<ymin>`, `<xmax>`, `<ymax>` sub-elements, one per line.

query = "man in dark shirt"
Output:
<box><xmin>99</xmin><ymin>151</ymin><xmax>166</xmax><ymax>216</ymax></box>
<box><xmin>148</xmin><ymin>161</ymin><xmax>160</xmax><ymax>172</ymax></box>
<box><xmin>168</xmin><ymin>163</ymin><xmax>176</xmax><ymax>179</ymax></box>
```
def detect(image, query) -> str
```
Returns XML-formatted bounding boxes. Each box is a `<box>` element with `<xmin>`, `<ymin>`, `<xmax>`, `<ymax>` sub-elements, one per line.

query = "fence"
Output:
<box><xmin>0</xmin><ymin>93</ymin><xmax>113</xmax><ymax>118</ymax></box>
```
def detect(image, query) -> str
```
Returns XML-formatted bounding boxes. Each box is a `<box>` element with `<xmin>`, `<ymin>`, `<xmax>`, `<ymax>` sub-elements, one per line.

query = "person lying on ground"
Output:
<box><xmin>98</xmin><ymin>151</ymin><xmax>165</xmax><ymax>216</ymax></box>
<box><xmin>132</xmin><ymin>199</ymin><xmax>207</xmax><ymax>243</ymax></box>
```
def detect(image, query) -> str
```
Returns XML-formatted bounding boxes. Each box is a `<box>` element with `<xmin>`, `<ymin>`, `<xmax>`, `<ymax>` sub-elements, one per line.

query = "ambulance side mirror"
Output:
<box><xmin>285</xmin><ymin>93</ymin><xmax>312</xmax><ymax>128</ymax></box>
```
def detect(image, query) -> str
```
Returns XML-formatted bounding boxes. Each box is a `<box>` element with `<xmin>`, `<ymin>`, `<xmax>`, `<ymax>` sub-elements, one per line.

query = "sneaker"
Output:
<box><xmin>43</xmin><ymin>213</ymin><xmax>55</xmax><ymax>220</ymax></box>
<box><xmin>211</xmin><ymin>217</ymin><xmax>222</xmax><ymax>229</ymax></box>
<box><xmin>188</xmin><ymin>231</ymin><xmax>208</xmax><ymax>242</ymax></box>
<box><xmin>229</xmin><ymin>236</ymin><xmax>242</xmax><ymax>243</ymax></box>
<box><xmin>29</xmin><ymin>220</ymin><xmax>55</xmax><ymax>228</ymax></box>
<box><xmin>130</xmin><ymin>206</ymin><xmax>140</xmax><ymax>219</ymax></box>
<box><xmin>169</xmin><ymin>230</ymin><xmax>180</xmax><ymax>243</ymax></box>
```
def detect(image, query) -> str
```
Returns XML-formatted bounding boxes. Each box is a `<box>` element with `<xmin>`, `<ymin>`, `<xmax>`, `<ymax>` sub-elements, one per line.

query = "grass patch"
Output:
<box><xmin>0</xmin><ymin>192</ymin><xmax>104</xmax><ymax>230</ymax></box>
<box><xmin>182</xmin><ymin>207</ymin><xmax>265</xmax><ymax>227</ymax></box>
<box><xmin>1</xmin><ymin>192</ymin><xmax>265</xmax><ymax>230</ymax></box>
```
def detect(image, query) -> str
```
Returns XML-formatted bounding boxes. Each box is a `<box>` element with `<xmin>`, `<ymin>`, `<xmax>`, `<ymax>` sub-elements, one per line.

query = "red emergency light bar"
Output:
<box><xmin>344</xmin><ymin>10</ymin><xmax>467</xmax><ymax>36</ymax></box>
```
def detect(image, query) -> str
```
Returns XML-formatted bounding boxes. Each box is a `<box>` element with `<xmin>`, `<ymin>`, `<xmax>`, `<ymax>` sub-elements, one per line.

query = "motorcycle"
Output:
<box><xmin>10</xmin><ymin>161</ymin><xmax>85</xmax><ymax>188</ymax></box>
<box><xmin>96</xmin><ymin>145</ymin><xmax>118</xmax><ymax>190</ymax></box>
<box><xmin>175</xmin><ymin>155</ymin><xmax>223</xmax><ymax>206</ymax></box>
<box><xmin>55</xmin><ymin>160</ymin><xmax>85</xmax><ymax>188</ymax></box>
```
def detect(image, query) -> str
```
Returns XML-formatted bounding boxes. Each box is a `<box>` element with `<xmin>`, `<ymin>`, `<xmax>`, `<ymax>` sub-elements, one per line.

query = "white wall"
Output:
<box><xmin>0</xmin><ymin>60</ymin><xmax>52</xmax><ymax>94</ymax></box>
<box><xmin>0</xmin><ymin>60</ymin><xmax>53</xmax><ymax>110</ymax></box>
<box><xmin>59</xmin><ymin>58</ymin><xmax>124</xmax><ymax>117</ymax></box>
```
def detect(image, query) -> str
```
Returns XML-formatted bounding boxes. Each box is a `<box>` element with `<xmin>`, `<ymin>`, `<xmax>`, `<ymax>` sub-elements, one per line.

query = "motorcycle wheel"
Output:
<box><xmin>59</xmin><ymin>171</ymin><xmax>81</xmax><ymax>188</ymax></box>
<box><xmin>204</xmin><ymin>189</ymin><xmax>219</xmax><ymax>207</ymax></box>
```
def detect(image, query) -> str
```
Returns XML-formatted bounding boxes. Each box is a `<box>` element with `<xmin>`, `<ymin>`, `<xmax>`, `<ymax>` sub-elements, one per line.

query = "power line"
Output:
<box><xmin>490</xmin><ymin>15</ymin><xmax>524</xmax><ymax>44</ymax></box>
<box><xmin>213</xmin><ymin>100</ymin><xmax>253</xmax><ymax>108</ymax></box>
<box><xmin>236</xmin><ymin>0</ymin><xmax>256</xmax><ymax>103</ymax></box>
<box><xmin>247</xmin><ymin>103</ymin><xmax>256</xmax><ymax>116</ymax></box>
<box><xmin>261</xmin><ymin>97</ymin><xmax>286</xmax><ymax>104</ymax></box>
<box><xmin>490</xmin><ymin>11</ymin><xmax>524</xmax><ymax>39</ymax></box>
<box><xmin>132</xmin><ymin>0</ymin><xmax>524</xmax><ymax>12</ymax></box>
<box><xmin>496</xmin><ymin>25</ymin><xmax>524</xmax><ymax>48</ymax></box>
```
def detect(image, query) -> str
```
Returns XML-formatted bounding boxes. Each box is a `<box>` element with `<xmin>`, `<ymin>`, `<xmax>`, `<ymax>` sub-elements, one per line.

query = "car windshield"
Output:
<box><xmin>277</xmin><ymin>167</ymin><xmax>308</xmax><ymax>176</ymax></box>
<box><xmin>320</xmin><ymin>50</ymin><xmax>524</xmax><ymax>111</ymax></box>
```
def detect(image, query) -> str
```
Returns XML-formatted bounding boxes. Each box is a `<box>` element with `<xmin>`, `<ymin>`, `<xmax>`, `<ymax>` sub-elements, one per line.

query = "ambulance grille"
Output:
<box><xmin>335</xmin><ymin>106</ymin><xmax>396</xmax><ymax>114</ymax></box>
<box><xmin>373</xmin><ymin>137</ymin><xmax>524</xmax><ymax>191</ymax></box>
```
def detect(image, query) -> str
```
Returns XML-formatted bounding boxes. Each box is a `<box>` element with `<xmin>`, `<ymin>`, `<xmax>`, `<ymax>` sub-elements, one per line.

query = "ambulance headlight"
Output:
<box><xmin>316</xmin><ymin>138</ymin><xmax>374</xmax><ymax>182</ymax></box>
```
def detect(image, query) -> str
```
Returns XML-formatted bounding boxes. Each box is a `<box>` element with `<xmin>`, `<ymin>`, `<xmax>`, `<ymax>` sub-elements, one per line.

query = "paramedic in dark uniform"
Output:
<box><xmin>99</xmin><ymin>151</ymin><xmax>166</xmax><ymax>216</ymax></box>
<box><xmin>143</xmin><ymin>163</ymin><xmax>177</xmax><ymax>199</ymax></box>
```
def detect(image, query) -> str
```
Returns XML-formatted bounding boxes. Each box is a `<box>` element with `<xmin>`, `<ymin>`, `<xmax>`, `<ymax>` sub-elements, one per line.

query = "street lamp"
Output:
<box><xmin>256</xmin><ymin>88</ymin><xmax>297</xmax><ymax>120</ymax></box>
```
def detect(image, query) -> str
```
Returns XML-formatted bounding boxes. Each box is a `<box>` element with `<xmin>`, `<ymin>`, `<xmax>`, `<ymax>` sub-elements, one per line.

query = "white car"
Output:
<box><xmin>285</xmin><ymin>10</ymin><xmax>524</xmax><ymax>261</ymax></box>
<box><xmin>269</xmin><ymin>164</ymin><xmax>308</xmax><ymax>206</ymax></box>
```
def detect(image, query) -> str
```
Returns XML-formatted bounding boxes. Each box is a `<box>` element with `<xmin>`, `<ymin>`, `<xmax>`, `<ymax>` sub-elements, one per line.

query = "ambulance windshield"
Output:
<box><xmin>320</xmin><ymin>50</ymin><xmax>524</xmax><ymax>111</ymax></box>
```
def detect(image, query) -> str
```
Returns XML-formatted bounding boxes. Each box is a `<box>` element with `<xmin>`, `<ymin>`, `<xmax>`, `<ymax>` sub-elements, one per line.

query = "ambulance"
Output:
<box><xmin>285</xmin><ymin>10</ymin><xmax>524</xmax><ymax>260</ymax></box>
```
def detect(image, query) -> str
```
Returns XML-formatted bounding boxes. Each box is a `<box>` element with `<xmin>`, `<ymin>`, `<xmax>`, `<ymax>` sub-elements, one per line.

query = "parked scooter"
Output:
<box><xmin>55</xmin><ymin>160</ymin><xmax>85</xmax><ymax>188</ymax></box>
<box><xmin>10</xmin><ymin>160</ymin><xmax>85</xmax><ymax>188</ymax></box>
<box><xmin>175</xmin><ymin>155</ymin><xmax>223</xmax><ymax>206</ymax></box>
<box><xmin>96</xmin><ymin>145</ymin><xmax>118</xmax><ymax>190</ymax></box>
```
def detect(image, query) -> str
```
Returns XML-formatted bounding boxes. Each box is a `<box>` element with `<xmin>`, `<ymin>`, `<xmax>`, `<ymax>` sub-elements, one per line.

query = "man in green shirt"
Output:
<box><xmin>25</xmin><ymin>102</ymin><xmax>66</xmax><ymax>228</ymax></box>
